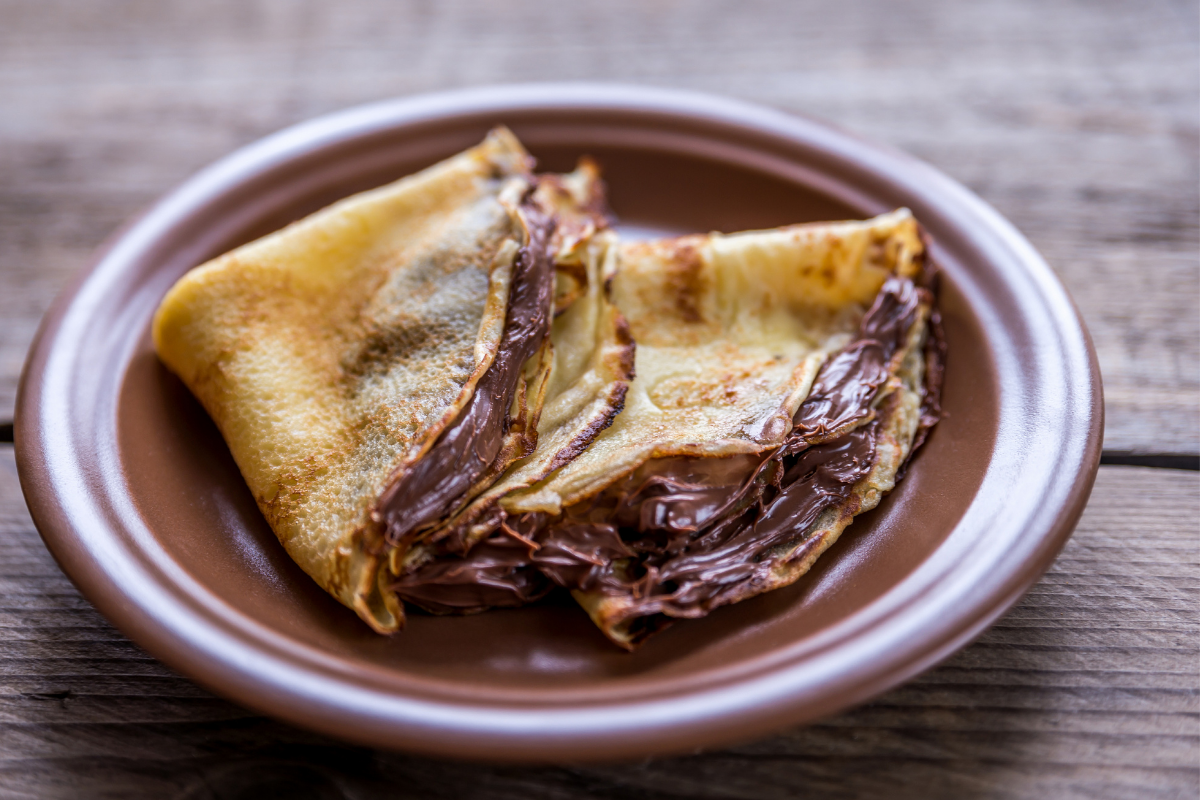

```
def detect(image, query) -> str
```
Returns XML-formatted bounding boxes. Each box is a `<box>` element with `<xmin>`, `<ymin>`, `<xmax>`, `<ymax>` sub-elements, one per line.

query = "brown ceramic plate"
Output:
<box><xmin>15</xmin><ymin>85</ymin><xmax>1102</xmax><ymax>763</ymax></box>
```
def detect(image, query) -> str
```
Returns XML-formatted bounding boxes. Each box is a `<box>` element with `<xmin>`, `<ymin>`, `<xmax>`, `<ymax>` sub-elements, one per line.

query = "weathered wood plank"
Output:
<box><xmin>0</xmin><ymin>0</ymin><xmax>1196</xmax><ymax>452</ymax></box>
<box><xmin>0</xmin><ymin>448</ymin><xmax>1195</xmax><ymax>799</ymax></box>
<box><xmin>0</xmin><ymin>2</ymin><xmax>1197</xmax><ymax>795</ymax></box>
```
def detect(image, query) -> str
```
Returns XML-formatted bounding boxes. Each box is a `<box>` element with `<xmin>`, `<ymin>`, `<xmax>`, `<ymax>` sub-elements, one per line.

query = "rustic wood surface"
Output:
<box><xmin>0</xmin><ymin>455</ymin><xmax>1194</xmax><ymax>799</ymax></box>
<box><xmin>0</xmin><ymin>1</ymin><xmax>1197</xmax><ymax>798</ymax></box>
<box><xmin>0</xmin><ymin>0</ymin><xmax>1196</xmax><ymax>454</ymax></box>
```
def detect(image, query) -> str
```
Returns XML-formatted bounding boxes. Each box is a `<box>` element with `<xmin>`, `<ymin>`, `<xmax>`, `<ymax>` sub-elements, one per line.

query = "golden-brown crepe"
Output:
<box><xmin>153</xmin><ymin>129</ymin><xmax>631</xmax><ymax>633</ymax></box>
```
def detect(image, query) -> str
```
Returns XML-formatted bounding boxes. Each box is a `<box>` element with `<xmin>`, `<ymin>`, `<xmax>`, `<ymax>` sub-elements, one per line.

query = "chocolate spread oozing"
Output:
<box><xmin>388</xmin><ymin>527</ymin><xmax>552</xmax><ymax>611</ymax></box>
<box><xmin>396</xmin><ymin>274</ymin><xmax>942</xmax><ymax>630</ymax></box>
<box><xmin>373</xmin><ymin>196</ymin><xmax>557</xmax><ymax>548</ymax></box>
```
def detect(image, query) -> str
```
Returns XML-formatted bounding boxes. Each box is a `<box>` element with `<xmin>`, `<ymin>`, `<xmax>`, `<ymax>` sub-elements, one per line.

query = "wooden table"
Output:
<box><xmin>1</xmin><ymin>2</ymin><xmax>1196</xmax><ymax>797</ymax></box>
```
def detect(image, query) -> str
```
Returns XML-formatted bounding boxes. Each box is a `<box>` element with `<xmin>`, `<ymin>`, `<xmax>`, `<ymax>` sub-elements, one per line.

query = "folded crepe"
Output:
<box><xmin>396</xmin><ymin>209</ymin><xmax>944</xmax><ymax>648</ymax></box>
<box><xmin>153</xmin><ymin>129</ymin><xmax>632</xmax><ymax>633</ymax></box>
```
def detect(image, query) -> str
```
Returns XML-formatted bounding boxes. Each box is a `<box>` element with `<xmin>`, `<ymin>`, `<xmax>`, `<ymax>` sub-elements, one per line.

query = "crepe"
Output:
<box><xmin>153</xmin><ymin>129</ymin><xmax>630</xmax><ymax>633</ymax></box>
<box><xmin>395</xmin><ymin>210</ymin><xmax>943</xmax><ymax>648</ymax></box>
<box><xmin>557</xmin><ymin>272</ymin><xmax>941</xmax><ymax>647</ymax></box>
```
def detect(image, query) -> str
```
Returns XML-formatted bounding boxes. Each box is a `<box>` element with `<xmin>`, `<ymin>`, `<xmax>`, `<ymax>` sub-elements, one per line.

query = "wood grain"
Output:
<box><xmin>0</xmin><ymin>0</ymin><xmax>1196</xmax><ymax>453</ymax></box>
<box><xmin>0</xmin><ymin>450</ymin><xmax>1195</xmax><ymax>799</ymax></box>
<box><xmin>1</xmin><ymin>2</ymin><xmax>1196</xmax><ymax>796</ymax></box>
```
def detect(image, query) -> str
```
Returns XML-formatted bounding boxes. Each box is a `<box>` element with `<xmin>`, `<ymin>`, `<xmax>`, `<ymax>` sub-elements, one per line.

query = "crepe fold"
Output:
<box><xmin>396</xmin><ymin>210</ymin><xmax>944</xmax><ymax>648</ymax></box>
<box><xmin>153</xmin><ymin>129</ymin><xmax>632</xmax><ymax>633</ymax></box>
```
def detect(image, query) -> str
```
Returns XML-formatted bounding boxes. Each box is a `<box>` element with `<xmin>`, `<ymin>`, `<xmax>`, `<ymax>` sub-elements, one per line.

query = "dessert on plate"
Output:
<box><xmin>153</xmin><ymin>129</ymin><xmax>943</xmax><ymax>649</ymax></box>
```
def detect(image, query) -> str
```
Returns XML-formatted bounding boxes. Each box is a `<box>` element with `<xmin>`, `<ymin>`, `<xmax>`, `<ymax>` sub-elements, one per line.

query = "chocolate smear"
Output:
<box><xmin>374</xmin><ymin>197</ymin><xmax>556</xmax><ymax>548</ymax></box>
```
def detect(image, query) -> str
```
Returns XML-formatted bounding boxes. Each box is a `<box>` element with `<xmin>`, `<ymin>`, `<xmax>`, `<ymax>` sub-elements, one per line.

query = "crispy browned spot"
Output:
<box><xmin>660</xmin><ymin>241</ymin><xmax>708</xmax><ymax>323</ymax></box>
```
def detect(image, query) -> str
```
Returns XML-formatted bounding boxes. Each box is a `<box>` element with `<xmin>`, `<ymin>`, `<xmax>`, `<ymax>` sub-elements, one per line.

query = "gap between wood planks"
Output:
<box><xmin>0</xmin><ymin>420</ymin><xmax>1195</xmax><ymax>470</ymax></box>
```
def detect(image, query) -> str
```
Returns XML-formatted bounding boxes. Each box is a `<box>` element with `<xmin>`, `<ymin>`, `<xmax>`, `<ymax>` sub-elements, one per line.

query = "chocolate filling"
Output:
<box><xmin>388</xmin><ymin>529</ymin><xmax>552</xmax><ymax>611</ymax></box>
<box><xmin>395</xmin><ymin>275</ymin><xmax>942</xmax><ymax>641</ymax></box>
<box><xmin>373</xmin><ymin>196</ymin><xmax>557</xmax><ymax>548</ymax></box>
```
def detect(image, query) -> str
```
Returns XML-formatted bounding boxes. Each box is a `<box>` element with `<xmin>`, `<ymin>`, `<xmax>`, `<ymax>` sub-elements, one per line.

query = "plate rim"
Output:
<box><xmin>14</xmin><ymin>83</ymin><xmax>1103</xmax><ymax>762</ymax></box>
